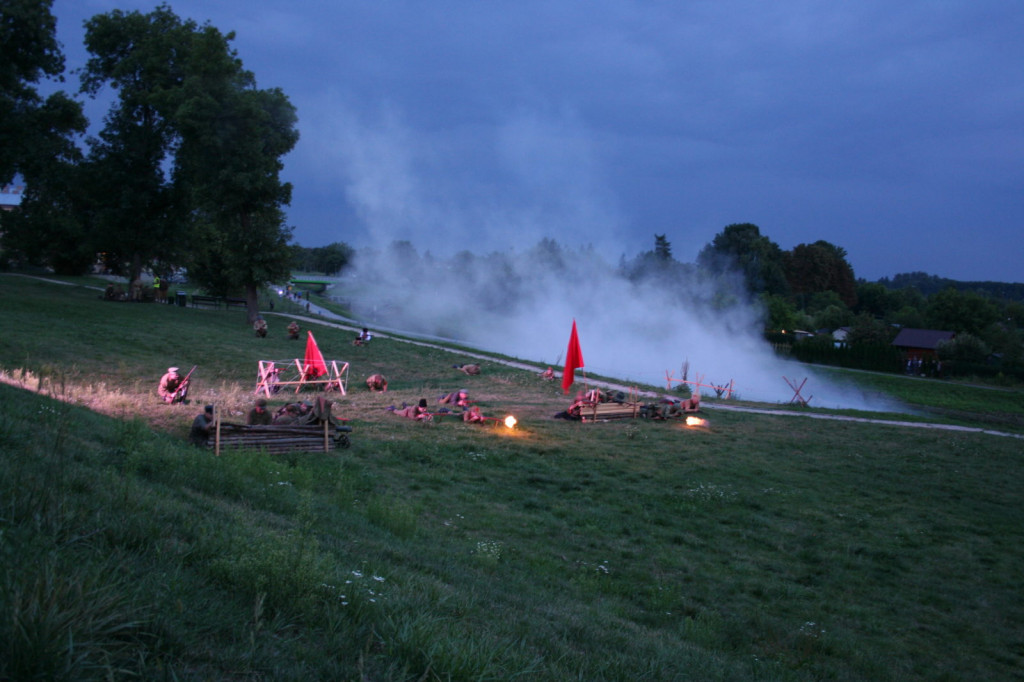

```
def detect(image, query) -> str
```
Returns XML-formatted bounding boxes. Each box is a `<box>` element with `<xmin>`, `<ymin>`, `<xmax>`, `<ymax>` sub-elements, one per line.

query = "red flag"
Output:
<box><xmin>562</xmin><ymin>319</ymin><xmax>584</xmax><ymax>394</ymax></box>
<box><xmin>304</xmin><ymin>330</ymin><xmax>328</xmax><ymax>378</ymax></box>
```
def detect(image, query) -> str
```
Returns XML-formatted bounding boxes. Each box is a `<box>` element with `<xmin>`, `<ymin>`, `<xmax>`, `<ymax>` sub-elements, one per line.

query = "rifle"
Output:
<box><xmin>172</xmin><ymin>365</ymin><xmax>198</xmax><ymax>404</ymax></box>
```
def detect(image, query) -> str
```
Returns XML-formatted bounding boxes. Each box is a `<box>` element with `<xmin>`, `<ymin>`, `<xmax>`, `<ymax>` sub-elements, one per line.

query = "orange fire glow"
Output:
<box><xmin>504</xmin><ymin>415</ymin><xmax>517</xmax><ymax>429</ymax></box>
<box><xmin>685</xmin><ymin>416</ymin><xmax>708</xmax><ymax>427</ymax></box>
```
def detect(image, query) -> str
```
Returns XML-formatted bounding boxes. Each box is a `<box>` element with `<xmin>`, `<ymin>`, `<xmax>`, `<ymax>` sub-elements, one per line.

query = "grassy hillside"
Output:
<box><xmin>2</xmin><ymin>274</ymin><xmax>1023</xmax><ymax>680</ymax></box>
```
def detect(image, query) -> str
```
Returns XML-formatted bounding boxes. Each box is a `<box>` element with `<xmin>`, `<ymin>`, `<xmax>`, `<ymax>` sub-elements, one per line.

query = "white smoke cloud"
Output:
<box><xmin>338</xmin><ymin>242</ymin><xmax>900</xmax><ymax>411</ymax></box>
<box><xmin>310</xmin><ymin>98</ymin><xmax>903</xmax><ymax>411</ymax></box>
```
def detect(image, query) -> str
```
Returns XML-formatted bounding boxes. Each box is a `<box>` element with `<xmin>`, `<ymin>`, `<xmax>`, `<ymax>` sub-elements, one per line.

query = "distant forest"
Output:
<box><xmin>290</xmin><ymin>227</ymin><xmax>1023</xmax><ymax>382</ymax></box>
<box><xmin>879</xmin><ymin>272</ymin><xmax>1024</xmax><ymax>302</ymax></box>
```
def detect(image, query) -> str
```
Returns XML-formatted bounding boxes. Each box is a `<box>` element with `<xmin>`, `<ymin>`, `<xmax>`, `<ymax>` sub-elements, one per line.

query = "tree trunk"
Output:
<box><xmin>129</xmin><ymin>252</ymin><xmax>143</xmax><ymax>288</ymax></box>
<box><xmin>246</xmin><ymin>283</ymin><xmax>260</xmax><ymax>324</ymax></box>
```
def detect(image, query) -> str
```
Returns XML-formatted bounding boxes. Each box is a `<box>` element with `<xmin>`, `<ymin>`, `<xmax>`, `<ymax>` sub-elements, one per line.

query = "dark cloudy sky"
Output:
<box><xmin>52</xmin><ymin>0</ymin><xmax>1024</xmax><ymax>283</ymax></box>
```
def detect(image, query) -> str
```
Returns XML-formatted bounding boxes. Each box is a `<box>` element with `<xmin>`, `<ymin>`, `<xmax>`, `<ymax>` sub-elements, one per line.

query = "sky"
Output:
<box><xmin>47</xmin><ymin>0</ymin><xmax>1023</xmax><ymax>284</ymax></box>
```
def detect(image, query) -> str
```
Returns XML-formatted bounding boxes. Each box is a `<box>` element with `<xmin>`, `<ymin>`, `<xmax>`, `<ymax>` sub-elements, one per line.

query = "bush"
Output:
<box><xmin>937</xmin><ymin>333</ymin><xmax>990</xmax><ymax>365</ymax></box>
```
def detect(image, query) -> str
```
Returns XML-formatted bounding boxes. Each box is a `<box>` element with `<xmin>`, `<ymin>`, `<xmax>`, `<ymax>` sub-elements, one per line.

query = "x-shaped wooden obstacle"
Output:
<box><xmin>783</xmin><ymin>376</ymin><xmax>812</xmax><ymax>406</ymax></box>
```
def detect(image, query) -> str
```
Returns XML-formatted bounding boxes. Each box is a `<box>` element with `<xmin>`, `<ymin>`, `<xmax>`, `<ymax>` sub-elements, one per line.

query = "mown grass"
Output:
<box><xmin>1</xmin><ymin>273</ymin><xmax>1023</xmax><ymax>680</ymax></box>
<box><xmin>815</xmin><ymin>365</ymin><xmax>1024</xmax><ymax>433</ymax></box>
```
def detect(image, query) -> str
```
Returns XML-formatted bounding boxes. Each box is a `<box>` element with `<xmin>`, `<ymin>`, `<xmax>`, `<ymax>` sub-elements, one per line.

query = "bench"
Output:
<box><xmin>579</xmin><ymin>401</ymin><xmax>642</xmax><ymax>421</ymax></box>
<box><xmin>191</xmin><ymin>294</ymin><xmax>222</xmax><ymax>309</ymax></box>
<box><xmin>225</xmin><ymin>297</ymin><xmax>247</xmax><ymax>310</ymax></box>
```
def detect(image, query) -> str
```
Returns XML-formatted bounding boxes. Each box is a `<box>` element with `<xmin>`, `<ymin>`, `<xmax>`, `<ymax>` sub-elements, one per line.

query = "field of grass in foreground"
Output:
<box><xmin>1</xmin><ymin>274</ymin><xmax>1023</xmax><ymax>680</ymax></box>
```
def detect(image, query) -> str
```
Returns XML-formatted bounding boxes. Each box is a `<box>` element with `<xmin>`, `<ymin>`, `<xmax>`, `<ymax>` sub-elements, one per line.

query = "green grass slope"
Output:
<box><xmin>1</xmin><ymin>274</ymin><xmax>1023</xmax><ymax>680</ymax></box>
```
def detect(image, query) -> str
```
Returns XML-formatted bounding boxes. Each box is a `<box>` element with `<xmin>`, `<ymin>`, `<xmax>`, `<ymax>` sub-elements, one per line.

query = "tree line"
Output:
<box><xmin>1</xmin><ymin>1</ymin><xmax>296</xmax><ymax>321</ymax></box>
<box><xmin>342</xmin><ymin>228</ymin><xmax>1023</xmax><ymax>380</ymax></box>
<box><xmin>645</xmin><ymin>223</ymin><xmax>1023</xmax><ymax>378</ymax></box>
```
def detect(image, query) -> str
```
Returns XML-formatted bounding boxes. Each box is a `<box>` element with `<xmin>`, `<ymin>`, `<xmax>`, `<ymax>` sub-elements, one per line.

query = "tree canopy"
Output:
<box><xmin>0</xmin><ymin>0</ymin><xmax>87</xmax><ymax>272</ymax></box>
<box><xmin>697</xmin><ymin>223</ymin><xmax>789</xmax><ymax>297</ymax></box>
<box><xmin>77</xmin><ymin>5</ymin><xmax>191</xmax><ymax>282</ymax></box>
<box><xmin>77</xmin><ymin>4</ymin><xmax>298</xmax><ymax>317</ymax></box>
<box><xmin>0</xmin><ymin>0</ymin><xmax>85</xmax><ymax>185</ymax></box>
<box><xmin>783</xmin><ymin>240</ymin><xmax>857</xmax><ymax>308</ymax></box>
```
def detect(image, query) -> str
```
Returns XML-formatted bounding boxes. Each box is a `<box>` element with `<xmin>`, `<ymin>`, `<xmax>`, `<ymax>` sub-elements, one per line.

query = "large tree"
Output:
<box><xmin>783</xmin><ymin>240</ymin><xmax>857</xmax><ymax>308</ymax></box>
<box><xmin>172</xmin><ymin>24</ymin><xmax>298</xmax><ymax>320</ymax></box>
<box><xmin>0</xmin><ymin>0</ymin><xmax>84</xmax><ymax>185</ymax></box>
<box><xmin>77</xmin><ymin>5</ymin><xmax>298</xmax><ymax>318</ymax></box>
<box><xmin>1</xmin><ymin>160</ymin><xmax>95</xmax><ymax>274</ymax></box>
<box><xmin>0</xmin><ymin>0</ymin><xmax>87</xmax><ymax>272</ymax></box>
<box><xmin>697</xmin><ymin>223</ymin><xmax>789</xmax><ymax>297</ymax></box>
<box><xmin>79</xmin><ymin>5</ymin><xmax>190</xmax><ymax>283</ymax></box>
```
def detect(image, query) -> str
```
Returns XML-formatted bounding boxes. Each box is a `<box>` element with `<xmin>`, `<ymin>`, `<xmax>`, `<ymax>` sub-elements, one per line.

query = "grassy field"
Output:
<box><xmin>1</xmin><ymin>273</ymin><xmax>1023</xmax><ymax>681</ymax></box>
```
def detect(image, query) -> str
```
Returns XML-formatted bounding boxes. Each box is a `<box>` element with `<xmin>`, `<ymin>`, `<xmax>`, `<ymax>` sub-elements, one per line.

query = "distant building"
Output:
<box><xmin>0</xmin><ymin>184</ymin><xmax>24</xmax><ymax>211</ymax></box>
<box><xmin>891</xmin><ymin>328</ymin><xmax>955</xmax><ymax>361</ymax></box>
<box><xmin>832</xmin><ymin>327</ymin><xmax>850</xmax><ymax>345</ymax></box>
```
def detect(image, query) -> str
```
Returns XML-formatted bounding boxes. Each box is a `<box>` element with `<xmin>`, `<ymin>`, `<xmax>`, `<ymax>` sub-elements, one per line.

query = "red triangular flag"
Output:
<box><xmin>304</xmin><ymin>330</ymin><xmax>327</xmax><ymax>378</ymax></box>
<box><xmin>562</xmin><ymin>319</ymin><xmax>584</xmax><ymax>394</ymax></box>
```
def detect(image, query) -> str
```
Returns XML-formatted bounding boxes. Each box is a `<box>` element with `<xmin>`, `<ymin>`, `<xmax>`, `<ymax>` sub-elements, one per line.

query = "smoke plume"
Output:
<box><xmin>313</xmin><ymin>104</ymin><xmax>900</xmax><ymax>411</ymax></box>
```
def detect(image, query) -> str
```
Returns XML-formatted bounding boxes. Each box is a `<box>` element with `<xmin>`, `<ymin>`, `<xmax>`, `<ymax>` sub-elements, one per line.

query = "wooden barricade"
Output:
<box><xmin>255</xmin><ymin>359</ymin><xmax>349</xmax><ymax>397</ymax></box>
<box><xmin>579</xmin><ymin>401</ymin><xmax>642</xmax><ymax>421</ymax></box>
<box><xmin>211</xmin><ymin>421</ymin><xmax>339</xmax><ymax>455</ymax></box>
<box><xmin>211</xmin><ymin>399</ymin><xmax>350</xmax><ymax>455</ymax></box>
<box><xmin>579</xmin><ymin>387</ymin><xmax>643</xmax><ymax>422</ymax></box>
<box><xmin>664</xmin><ymin>369</ymin><xmax>733</xmax><ymax>400</ymax></box>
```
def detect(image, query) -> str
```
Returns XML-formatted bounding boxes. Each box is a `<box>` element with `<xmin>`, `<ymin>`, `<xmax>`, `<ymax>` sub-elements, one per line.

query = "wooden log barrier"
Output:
<box><xmin>209</xmin><ymin>422</ymin><xmax>346</xmax><ymax>455</ymax></box>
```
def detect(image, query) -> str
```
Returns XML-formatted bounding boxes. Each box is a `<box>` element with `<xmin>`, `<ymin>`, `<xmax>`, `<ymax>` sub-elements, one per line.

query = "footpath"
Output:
<box><xmin>274</xmin><ymin>309</ymin><xmax>1024</xmax><ymax>441</ymax></box>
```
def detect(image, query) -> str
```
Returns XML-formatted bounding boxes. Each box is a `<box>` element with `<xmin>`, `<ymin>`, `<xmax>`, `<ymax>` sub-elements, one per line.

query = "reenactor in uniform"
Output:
<box><xmin>273</xmin><ymin>403</ymin><xmax>300</xmax><ymax>425</ymax></box>
<box><xmin>439</xmin><ymin>389</ymin><xmax>471</xmax><ymax>408</ymax></box>
<box><xmin>189</xmin><ymin>405</ymin><xmax>215</xmax><ymax>447</ymax></box>
<box><xmin>463</xmin><ymin>406</ymin><xmax>487</xmax><ymax>423</ymax></box>
<box><xmin>366</xmin><ymin>374</ymin><xmax>388</xmax><ymax>392</ymax></box>
<box><xmin>388</xmin><ymin>398</ymin><xmax>430</xmax><ymax>421</ymax></box>
<box><xmin>247</xmin><ymin>398</ymin><xmax>273</xmax><ymax>425</ymax></box>
<box><xmin>158</xmin><ymin>367</ymin><xmax>183</xmax><ymax>403</ymax></box>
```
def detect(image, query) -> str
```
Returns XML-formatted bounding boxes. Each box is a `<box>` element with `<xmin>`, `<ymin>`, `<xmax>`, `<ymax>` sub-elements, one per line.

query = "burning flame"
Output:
<box><xmin>504</xmin><ymin>415</ymin><xmax>517</xmax><ymax>429</ymax></box>
<box><xmin>685</xmin><ymin>416</ymin><xmax>707</xmax><ymax>427</ymax></box>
